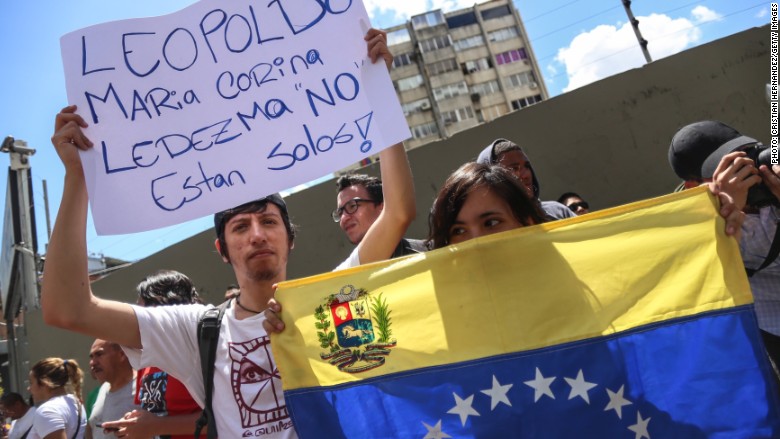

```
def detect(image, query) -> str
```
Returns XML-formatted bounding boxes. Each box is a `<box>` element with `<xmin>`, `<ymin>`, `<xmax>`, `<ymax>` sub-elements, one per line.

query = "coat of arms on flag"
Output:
<box><xmin>315</xmin><ymin>284</ymin><xmax>396</xmax><ymax>373</ymax></box>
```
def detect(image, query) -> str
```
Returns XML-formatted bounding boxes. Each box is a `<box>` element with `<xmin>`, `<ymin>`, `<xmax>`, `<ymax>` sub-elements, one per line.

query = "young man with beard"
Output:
<box><xmin>42</xmin><ymin>28</ymin><xmax>397</xmax><ymax>439</ymax></box>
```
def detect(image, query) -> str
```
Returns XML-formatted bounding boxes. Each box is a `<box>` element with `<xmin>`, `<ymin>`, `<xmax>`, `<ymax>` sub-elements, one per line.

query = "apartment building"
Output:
<box><xmin>387</xmin><ymin>0</ymin><xmax>549</xmax><ymax>150</ymax></box>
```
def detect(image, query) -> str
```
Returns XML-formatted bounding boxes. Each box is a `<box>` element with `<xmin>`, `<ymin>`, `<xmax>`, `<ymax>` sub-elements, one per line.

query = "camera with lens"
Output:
<box><xmin>743</xmin><ymin>142</ymin><xmax>779</xmax><ymax>208</ymax></box>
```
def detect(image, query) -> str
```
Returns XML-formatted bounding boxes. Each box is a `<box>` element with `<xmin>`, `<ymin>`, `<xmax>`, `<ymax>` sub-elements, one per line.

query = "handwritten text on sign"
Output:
<box><xmin>60</xmin><ymin>0</ymin><xmax>410</xmax><ymax>235</ymax></box>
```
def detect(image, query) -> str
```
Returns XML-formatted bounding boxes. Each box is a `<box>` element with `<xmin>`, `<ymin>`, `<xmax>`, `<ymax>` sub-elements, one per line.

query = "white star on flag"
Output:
<box><xmin>524</xmin><ymin>367</ymin><xmax>556</xmax><ymax>402</ymax></box>
<box><xmin>422</xmin><ymin>420</ymin><xmax>451</xmax><ymax>439</ymax></box>
<box><xmin>628</xmin><ymin>411</ymin><xmax>651</xmax><ymax>439</ymax></box>
<box><xmin>564</xmin><ymin>369</ymin><xmax>597</xmax><ymax>404</ymax></box>
<box><xmin>604</xmin><ymin>385</ymin><xmax>632</xmax><ymax>419</ymax></box>
<box><xmin>447</xmin><ymin>392</ymin><xmax>480</xmax><ymax>426</ymax></box>
<box><xmin>480</xmin><ymin>375</ymin><xmax>513</xmax><ymax>410</ymax></box>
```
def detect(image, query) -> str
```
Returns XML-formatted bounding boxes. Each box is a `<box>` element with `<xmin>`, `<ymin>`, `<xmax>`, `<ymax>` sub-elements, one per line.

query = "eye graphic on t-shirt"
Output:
<box><xmin>229</xmin><ymin>336</ymin><xmax>289</xmax><ymax>429</ymax></box>
<box><xmin>238</xmin><ymin>361</ymin><xmax>273</xmax><ymax>384</ymax></box>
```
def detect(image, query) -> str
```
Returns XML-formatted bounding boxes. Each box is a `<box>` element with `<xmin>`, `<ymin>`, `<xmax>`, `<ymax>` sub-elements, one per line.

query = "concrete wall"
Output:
<box><xmin>25</xmin><ymin>25</ymin><xmax>771</xmax><ymax>393</ymax></box>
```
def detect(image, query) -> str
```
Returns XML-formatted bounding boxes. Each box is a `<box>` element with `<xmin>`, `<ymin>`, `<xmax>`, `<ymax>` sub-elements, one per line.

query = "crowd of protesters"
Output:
<box><xmin>0</xmin><ymin>25</ymin><xmax>776</xmax><ymax>439</ymax></box>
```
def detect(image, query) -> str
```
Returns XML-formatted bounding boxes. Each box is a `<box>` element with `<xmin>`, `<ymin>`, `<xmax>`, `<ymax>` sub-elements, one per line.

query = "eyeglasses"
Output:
<box><xmin>567</xmin><ymin>201</ymin><xmax>589</xmax><ymax>212</ymax></box>
<box><xmin>331</xmin><ymin>198</ymin><xmax>374</xmax><ymax>222</ymax></box>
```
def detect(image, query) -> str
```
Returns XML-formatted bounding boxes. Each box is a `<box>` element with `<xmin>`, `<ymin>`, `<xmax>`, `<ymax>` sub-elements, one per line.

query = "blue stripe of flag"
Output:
<box><xmin>285</xmin><ymin>306</ymin><xmax>780</xmax><ymax>438</ymax></box>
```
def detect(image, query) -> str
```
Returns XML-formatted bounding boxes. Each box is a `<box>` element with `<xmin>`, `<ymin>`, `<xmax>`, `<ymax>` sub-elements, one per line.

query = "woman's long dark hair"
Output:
<box><xmin>428</xmin><ymin>162</ymin><xmax>546</xmax><ymax>249</ymax></box>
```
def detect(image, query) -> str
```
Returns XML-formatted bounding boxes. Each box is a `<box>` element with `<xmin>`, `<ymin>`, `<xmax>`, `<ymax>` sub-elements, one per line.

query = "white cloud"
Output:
<box><xmin>556</xmin><ymin>13</ymin><xmax>703</xmax><ymax>92</ymax></box>
<box><xmin>691</xmin><ymin>5</ymin><xmax>723</xmax><ymax>24</ymax></box>
<box><xmin>756</xmin><ymin>8</ymin><xmax>769</xmax><ymax>19</ymax></box>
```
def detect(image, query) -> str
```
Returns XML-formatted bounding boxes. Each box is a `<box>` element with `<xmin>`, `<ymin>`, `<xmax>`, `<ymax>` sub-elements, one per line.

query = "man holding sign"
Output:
<box><xmin>43</xmin><ymin>28</ymin><xmax>408</xmax><ymax>439</ymax></box>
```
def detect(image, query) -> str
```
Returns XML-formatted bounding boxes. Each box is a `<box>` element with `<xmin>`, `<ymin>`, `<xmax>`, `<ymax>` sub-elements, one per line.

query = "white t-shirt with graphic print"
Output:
<box><xmin>123</xmin><ymin>303</ymin><xmax>296</xmax><ymax>439</ymax></box>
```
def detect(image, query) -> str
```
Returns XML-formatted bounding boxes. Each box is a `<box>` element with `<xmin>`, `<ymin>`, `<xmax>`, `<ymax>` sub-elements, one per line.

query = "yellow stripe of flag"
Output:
<box><xmin>272</xmin><ymin>187</ymin><xmax>751</xmax><ymax>390</ymax></box>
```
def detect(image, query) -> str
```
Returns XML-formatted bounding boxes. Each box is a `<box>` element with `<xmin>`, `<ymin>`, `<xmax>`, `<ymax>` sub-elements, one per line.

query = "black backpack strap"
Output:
<box><xmin>194</xmin><ymin>300</ymin><xmax>230</xmax><ymax>439</ymax></box>
<box><xmin>19</xmin><ymin>425</ymin><xmax>33</xmax><ymax>439</ymax></box>
<box><xmin>390</xmin><ymin>238</ymin><xmax>429</xmax><ymax>259</ymax></box>
<box><xmin>746</xmin><ymin>221</ymin><xmax>780</xmax><ymax>278</ymax></box>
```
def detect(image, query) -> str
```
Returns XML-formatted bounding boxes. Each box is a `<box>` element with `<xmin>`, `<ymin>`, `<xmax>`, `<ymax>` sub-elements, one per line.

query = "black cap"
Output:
<box><xmin>668</xmin><ymin>120</ymin><xmax>758</xmax><ymax>180</ymax></box>
<box><xmin>213</xmin><ymin>193</ymin><xmax>288</xmax><ymax>236</ymax></box>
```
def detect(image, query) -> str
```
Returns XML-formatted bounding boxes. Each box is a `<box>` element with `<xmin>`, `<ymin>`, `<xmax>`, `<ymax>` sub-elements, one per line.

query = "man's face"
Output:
<box><xmin>219</xmin><ymin>204</ymin><xmax>291</xmax><ymax>283</ymax></box>
<box><xmin>89</xmin><ymin>339</ymin><xmax>125</xmax><ymax>384</ymax></box>
<box><xmin>562</xmin><ymin>196</ymin><xmax>589</xmax><ymax>215</ymax></box>
<box><xmin>497</xmin><ymin>150</ymin><xmax>534</xmax><ymax>196</ymax></box>
<box><xmin>336</xmin><ymin>185</ymin><xmax>383</xmax><ymax>245</ymax></box>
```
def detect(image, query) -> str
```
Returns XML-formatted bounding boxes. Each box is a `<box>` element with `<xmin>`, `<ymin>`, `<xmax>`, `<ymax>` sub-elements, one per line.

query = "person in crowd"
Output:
<box><xmin>86</xmin><ymin>339</ymin><xmax>138</xmax><ymax>439</ymax></box>
<box><xmin>42</xmin><ymin>28</ymin><xmax>396</xmax><ymax>439</ymax></box>
<box><xmin>668</xmin><ymin>120</ymin><xmax>780</xmax><ymax>367</ymax></box>
<box><xmin>0</xmin><ymin>393</ymin><xmax>36</xmax><ymax>439</ymax></box>
<box><xmin>557</xmin><ymin>192</ymin><xmax>590</xmax><ymax>215</ymax></box>
<box><xmin>223</xmin><ymin>284</ymin><xmax>240</xmax><ymax>301</ymax></box>
<box><xmin>427</xmin><ymin>162</ymin><xmax>546</xmax><ymax>248</ymax></box>
<box><xmin>333</xmin><ymin>170</ymin><xmax>421</xmax><ymax>270</ymax></box>
<box><xmin>101</xmin><ymin>270</ymin><xmax>202</xmax><ymax>439</ymax></box>
<box><xmin>476</xmin><ymin>138</ymin><xmax>576</xmax><ymax>220</ymax></box>
<box><xmin>27</xmin><ymin>358</ymin><xmax>87</xmax><ymax>439</ymax></box>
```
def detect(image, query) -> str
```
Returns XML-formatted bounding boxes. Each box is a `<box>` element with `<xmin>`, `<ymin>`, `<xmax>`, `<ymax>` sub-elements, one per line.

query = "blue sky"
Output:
<box><xmin>0</xmin><ymin>0</ymin><xmax>768</xmax><ymax>263</ymax></box>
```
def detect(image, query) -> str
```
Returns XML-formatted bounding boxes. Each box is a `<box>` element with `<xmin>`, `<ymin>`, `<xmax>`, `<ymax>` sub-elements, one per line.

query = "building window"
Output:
<box><xmin>412</xmin><ymin>11</ymin><xmax>445</xmax><ymax>30</ymax></box>
<box><xmin>470</xmin><ymin>80</ymin><xmax>501</xmax><ymax>96</ymax></box>
<box><xmin>461</xmin><ymin>57</ymin><xmax>492</xmax><ymax>74</ymax></box>
<box><xmin>432</xmin><ymin>81</ymin><xmax>469</xmax><ymax>101</ymax></box>
<box><xmin>419</xmin><ymin>35</ymin><xmax>452</xmax><ymax>53</ymax></box>
<box><xmin>488</xmin><ymin>27</ymin><xmax>519</xmax><ymax>42</ymax></box>
<box><xmin>442</xmin><ymin>106</ymin><xmax>475</xmax><ymax>124</ymax></box>
<box><xmin>393</xmin><ymin>52</ymin><xmax>415</xmax><ymax>68</ymax></box>
<box><xmin>495</xmin><ymin>48</ymin><xmax>528</xmax><ymax>65</ymax></box>
<box><xmin>505</xmin><ymin>71</ymin><xmax>536</xmax><ymax>88</ymax></box>
<box><xmin>402</xmin><ymin>98</ymin><xmax>431</xmax><ymax>116</ymax></box>
<box><xmin>396</xmin><ymin>74</ymin><xmax>424</xmax><ymax>91</ymax></box>
<box><xmin>481</xmin><ymin>105</ymin><xmax>506</xmax><ymax>121</ymax></box>
<box><xmin>387</xmin><ymin>28</ymin><xmax>411</xmax><ymax>46</ymax></box>
<box><xmin>428</xmin><ymin>58</ymin><xmax>459</xmax><ymax>76</ymax></box>
<box><xmin>453</xmin><ymin>35</ymin><xmax>485</xmax><ymax>51</ymax></box>
<box><xmin>481</xmin><ymin>5</ymin><xmax>512</xmax><ymax>20</ymax></box>
<box><xmin>412</xmin><ymin>121</ymin><xmax>439</xmax><ymax>139</ymax></box>
<box><xmin>446</xmin><ymin>12</ymin><xmax>478</xmax><ymax>29</ymax></box>
<box><xmin>510</xmin><ymin>94</ymin><xmax>543</xmax><ymax>110</ymax></box>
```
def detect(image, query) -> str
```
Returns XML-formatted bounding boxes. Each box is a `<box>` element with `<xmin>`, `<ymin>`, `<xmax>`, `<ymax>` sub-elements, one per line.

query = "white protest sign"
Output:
<box><xmin>60</xmin><ymin>0</ymin><xmax>410</xmax><ymax>235</ymax></box>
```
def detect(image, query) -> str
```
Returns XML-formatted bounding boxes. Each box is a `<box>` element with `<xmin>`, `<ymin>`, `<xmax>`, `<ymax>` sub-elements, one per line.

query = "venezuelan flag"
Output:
<box><xmin>272</xmin><ymin>187</ymin><xmax>780</xmax><ymax>438</ymax></box>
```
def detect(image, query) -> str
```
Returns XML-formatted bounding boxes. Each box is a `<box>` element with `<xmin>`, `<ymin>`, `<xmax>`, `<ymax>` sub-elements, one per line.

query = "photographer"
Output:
<box><xmin>669</xmin><ymin>120</ymin><xmax>780</xmax><ymax>369</ymax></box>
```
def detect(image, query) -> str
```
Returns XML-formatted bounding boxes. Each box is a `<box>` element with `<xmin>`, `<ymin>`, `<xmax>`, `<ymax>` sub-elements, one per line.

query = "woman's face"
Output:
<box><xmin>27</xmin><ymin>371</ymin><xmax>45</xmax><ymax>403</ymax></box>
<box><xmin>448</xmin><ymin>186</ymin><xmax>526</xmax><ymax>244</ymax></box>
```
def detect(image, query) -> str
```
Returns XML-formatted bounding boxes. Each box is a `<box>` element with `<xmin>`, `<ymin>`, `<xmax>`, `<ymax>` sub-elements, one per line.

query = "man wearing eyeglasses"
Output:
<box><xmin>558</xmin><ymin>192</ymin><xmax>590</xmax><ymax>215</ymax></box>
<box><xmin>332</xmin><ymin>143</ymin><xmax>422</xmax><ymax>271</ymax></box>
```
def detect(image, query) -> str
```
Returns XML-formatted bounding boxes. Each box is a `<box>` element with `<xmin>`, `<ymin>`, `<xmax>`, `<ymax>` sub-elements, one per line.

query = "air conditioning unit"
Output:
<box><xmin>529</xmin><ymin>82</ymin><xmax>538</xmax><ymax>89</ymax></box>
<box><xmin>420</xmin><ymin>102</ymin><xmax>431</xmax><ymax>110</ymax></box>
<box><xmin>522</xmin><ymin>59</ymin><xmax>530</xmax><ymax>65</ymax></box>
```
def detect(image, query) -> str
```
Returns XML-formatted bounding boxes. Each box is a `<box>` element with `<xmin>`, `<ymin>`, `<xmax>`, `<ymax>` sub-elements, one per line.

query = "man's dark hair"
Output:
<box><xmin>557</xmin><ymin>192</ymin><xmax>582</xmax><ymax>204</ymax></box>
<box><xmin>428</xmin><ymin>162</ymin><xmax>546</xmax><ymax>249</ymax></box>
<box><xmin>137</xmin><ymin>270</ymin><xmax>202</xmax><ymax>306</ymax></box>
<box><xmin>214</xmin><ymin>194</ymin><xmax>296</xmax><ymax>261</ymax></box>
<box><xmin>336</xmin><ymin>174</ymin><xmax>383</xmax><ymax>204</ymax></box>
<box><xmin>0</xmin><ymin>392</ymin><xmax>25</xmax><ymax>406</ymax></box>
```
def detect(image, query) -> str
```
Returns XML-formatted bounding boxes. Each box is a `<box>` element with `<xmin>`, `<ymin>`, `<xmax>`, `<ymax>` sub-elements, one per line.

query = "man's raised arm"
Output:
<box><xmin>41</xmin><ymin>105</ymin><xmax>141</xmax><ymax>349</ymax></box>
<box><xmin>353</xmin><ymin>28</ymin><xmax>416</xmax><ymax>265</ymax></box>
